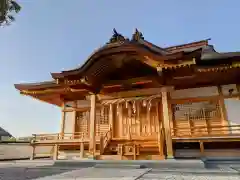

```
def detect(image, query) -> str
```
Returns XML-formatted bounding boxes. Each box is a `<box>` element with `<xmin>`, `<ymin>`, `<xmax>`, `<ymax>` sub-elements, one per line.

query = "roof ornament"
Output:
<box><xmin>107</xmin><ymin>28</ymin><xmax>126</xmax><ymax>44</ymax></box>
<box><xmin>132</xmin><ymin>28</ymin><xmax>144</xmax><ymax>41</ymax></box>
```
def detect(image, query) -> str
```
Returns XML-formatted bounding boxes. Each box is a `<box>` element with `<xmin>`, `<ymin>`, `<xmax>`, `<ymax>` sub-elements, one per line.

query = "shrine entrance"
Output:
<box><xmin>102</xmin><ymin>95</ymin><xmax>163</xmax><ymax>140</ymax></box>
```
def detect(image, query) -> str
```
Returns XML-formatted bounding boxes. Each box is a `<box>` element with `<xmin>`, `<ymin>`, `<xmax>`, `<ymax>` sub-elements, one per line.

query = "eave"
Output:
<box><xmin>50</xmin><ymin>43</ymin><xmax>187</xmax><ymax>80</ymax></box>
<box><xmin>14</xmin><ymin>81</ymin><xmax>59</xmax><ymax>91</ymax></box>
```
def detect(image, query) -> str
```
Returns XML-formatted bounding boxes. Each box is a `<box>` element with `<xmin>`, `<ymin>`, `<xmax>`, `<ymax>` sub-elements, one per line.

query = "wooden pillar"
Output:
<box><xmin>199</xmin><ymin>141</ymin><xmax>205</xmax><ymax>157</ymax></box>
<box><xmin>161</xmin><ymin>89</ymin><xmax>173</xmax><ymax>159</ymax></box>
<box><xmin>53</xmin><ymin>144</ymin><xmax>58</xmax><ymax>160</ymax></box>
<box><xmin>60</xmin><ymin>102</ymin><xmax>65</xmax><ymax>138</ymax></box>
<box><xmin>109</xmin><ymin>104</ymin><xmax>114</xmax><ymax>135</ymax></box>
<box><xmin>118</xmin><ymin>104</ymin><xmax>123</xmax><ymax>137</ymax></box>
<box><xmin>217</xmin><ymin>86</ymin><xmax>229</xmax><ymax>127</ymax></box>
<box><xmin>127</xmin><ymin>104</ymin><xmax>132</xmax><ymax>139</ymax></box>
<box><xmin>72</xmin><ymin>101</ymin><xmax>77</xmax><ymax>139</ymax></box>
<box><xmin>30</xmin><ymin>145</ymin><xmax>35</xmax><ymax>160</ymax></box>
<box><xmin>80</xmin><ymin>142</ymin><xmax>84</xmax><ymax>158</ymax></box>
<box><xmin>89</xmin><ymin>94</ymin><xmax>96</xmax><ymax>155</ymax></box>
<box><xmin>133</xmin><ymin>144</ymin><xmax>136</xmax><ymax>160</ymax></box>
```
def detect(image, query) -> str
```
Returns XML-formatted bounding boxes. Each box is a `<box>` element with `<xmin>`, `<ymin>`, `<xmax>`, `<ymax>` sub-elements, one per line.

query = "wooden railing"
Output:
<box><xmin>171</xmin><ymin>125</ymin><xmax>240</xmax><ymax>138</ymax></box>
<box><xmin>100</xmin><ymin>127</ymin><xmax>112</xmax><ymax>154</ymax></box>
<box><xmin>32</xmin><ymin>132</ymin><xmax>89</xmax><ymax>143</ymax></box>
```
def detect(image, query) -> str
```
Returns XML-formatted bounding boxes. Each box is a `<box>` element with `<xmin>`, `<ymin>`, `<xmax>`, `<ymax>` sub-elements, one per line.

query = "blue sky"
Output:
<box><xmin>0</xmin><ymin>0</ymin><xmax>240</xmax><ymax>137</ymax></box>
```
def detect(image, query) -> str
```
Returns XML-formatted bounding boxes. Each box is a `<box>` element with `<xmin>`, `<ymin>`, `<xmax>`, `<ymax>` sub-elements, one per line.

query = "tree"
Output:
<box><xmin>0</xmin><ymin>0</ymin><xmax>21</xmax><ymax>26</ymax></box>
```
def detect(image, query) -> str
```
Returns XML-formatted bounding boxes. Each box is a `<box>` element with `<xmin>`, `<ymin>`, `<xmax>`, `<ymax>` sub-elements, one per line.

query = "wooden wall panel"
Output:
<box><xmin>63</xmin><ymin>111</ymin><xmax>75</xmax><ymax>137</ymax></box>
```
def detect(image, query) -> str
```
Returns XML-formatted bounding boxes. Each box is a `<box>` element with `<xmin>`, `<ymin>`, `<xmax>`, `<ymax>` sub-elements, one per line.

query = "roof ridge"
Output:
<box><xmin>165</xmin><ymin>38</ymin><xmax>211</xmax><ymax>51</ymax></box>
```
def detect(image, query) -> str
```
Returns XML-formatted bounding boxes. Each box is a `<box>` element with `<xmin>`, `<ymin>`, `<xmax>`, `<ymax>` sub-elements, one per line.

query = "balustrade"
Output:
<box><xmin>171</xmin><ymin>124</ymin><xmax>240</xmax><ymax>138</ymax></box>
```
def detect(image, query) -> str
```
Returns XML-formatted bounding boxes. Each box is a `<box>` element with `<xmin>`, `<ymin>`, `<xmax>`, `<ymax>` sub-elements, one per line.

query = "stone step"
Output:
<box><xmin>94</xmin><ymin>163</ymin><xmax>144</xmax><ymax>169</ymax></box>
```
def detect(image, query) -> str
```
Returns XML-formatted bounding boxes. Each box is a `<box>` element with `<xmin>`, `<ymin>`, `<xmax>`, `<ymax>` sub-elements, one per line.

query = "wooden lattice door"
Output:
<box><xmin>75</xmin><ymin>111</ymin><xmax>89</xmax><ymax>138</ymax></box>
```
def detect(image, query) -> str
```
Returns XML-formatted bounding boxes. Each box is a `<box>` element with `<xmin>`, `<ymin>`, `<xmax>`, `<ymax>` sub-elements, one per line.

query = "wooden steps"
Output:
<box><xmin>103</xmin><ymin>139</ymin><xmax>161</xmax><ymax>155</ymax></box>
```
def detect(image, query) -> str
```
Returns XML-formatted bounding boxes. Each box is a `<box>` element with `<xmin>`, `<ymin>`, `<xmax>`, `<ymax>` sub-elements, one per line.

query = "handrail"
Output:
<box><xmin>172</xmin><ymin>125</ymin><xmax>240</xmax><ymax>130</ymax></box>
<box><xmin>171</xmin><ymin>124</ymin><xmax>240</xmax><ymax>138</ymax></box>
<box><xmin>100</xmin><ymin>127</ymin><xmax>112</xmax><ymax>154</ymax></box>
<box><xmin>32</xmin><ymin>132</ymin><xmax>89</xmax><ymax>142</ymax></box>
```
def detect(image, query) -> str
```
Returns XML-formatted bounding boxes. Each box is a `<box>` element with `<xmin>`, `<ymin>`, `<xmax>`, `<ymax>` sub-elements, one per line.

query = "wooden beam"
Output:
<box><xmin>170</xmin><ymin>93</ymin><xmax>240</xmax><ymax>104</ymax></box>
<box><xmin>103</xmin><ymin>76</ymin><xmax>157</xmax><ymax>88</ymax></box>
<box><xmin>98</xmin><ymin>87</ymin><xmax>174</xmax><ymax>100</ymax></box>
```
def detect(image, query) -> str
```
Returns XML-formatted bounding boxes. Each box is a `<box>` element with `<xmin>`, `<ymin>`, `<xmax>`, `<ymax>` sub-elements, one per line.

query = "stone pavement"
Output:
<box><xmin>0</xmin><ymin>161</ymin><xmax>239</xmax><ymax>180</ymax></box>
<box><xmin>139</xmin><ymin>169</ymin><xmax>240</xmax><ymax>180</ymax></box>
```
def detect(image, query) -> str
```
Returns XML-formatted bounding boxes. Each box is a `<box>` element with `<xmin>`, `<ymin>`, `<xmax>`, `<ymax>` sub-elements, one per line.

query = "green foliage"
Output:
<box><xmin>0</xmin><ymin>0</ymin><xmax>21</xmax><ymax>26</ymax></box>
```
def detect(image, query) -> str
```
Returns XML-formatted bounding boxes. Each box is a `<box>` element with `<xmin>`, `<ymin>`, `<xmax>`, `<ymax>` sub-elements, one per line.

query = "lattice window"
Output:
<box><xmin>75</xmin><ymin>111</ymin><xmax>89</xmax><ymax>135</ymax></box>
<box><xmin>172</xmin><ymin>100</ymin><xmax>222</xmax><ymax>136</ymax></box>
<box><xmin>99</xmin><ymin>106</ymin><xmax>109</xmax><ymax>125</ymax></box>
<box><xmin>172</xmin><ymin>101</ymin><xmax>221</xmax><ymax>122</ymax></box>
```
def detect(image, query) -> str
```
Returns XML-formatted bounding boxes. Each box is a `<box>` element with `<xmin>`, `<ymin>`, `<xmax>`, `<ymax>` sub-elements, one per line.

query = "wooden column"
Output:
<box><xmin>161</xmin><ymin>89</ymin><xmax>173</xmax><ymax>159</ymax></box>
<box><xmin>109</xmin><ymin>104</ymin><xmax>114</xmax><ymax>135</ymax></box>
<box><xmin>60</xmin><ymin>102</ymin><xmax>65</xmax><ymax>138</ymax></box>
<box><xmin>156</xmin><ymin>102</ymin><xmax>163</xmax><ymax>156</ymax></box>
<box><xmin>53</xmin><ymin>144</ymin><xmax>58</xmax><ymax>160</ymax></box>
<box><xmin>217</xmin><ymin>86</ymin><xmax>229</xmax><ymax>127</ymax></box>
<box><xmin>72</xmin><ymin>101</ymin><xmax>77</xmax><ymax>138</ymax></box>
<box><xmin>89</xmin><ymin>94</ymin><xmax>96</xmax><ymax>155</ymax></box>
<box><xmin>118</xmin><ymin>104</ymin><xmax>123</xmax><ymax>137</ymax></box>
<box><xmin>199</xmin><ymin>141</ymin><xmax>205</xmax><ymax>157</ymax></box>
<box><xmin>127</xmin><ymin>104</ymin><xmax>132</xmax><ymax>139</ymax></box>
<box><xmin>80</xmin><ymin>142</ymin><xmax>84</xmax><ymax>158</ymax></box>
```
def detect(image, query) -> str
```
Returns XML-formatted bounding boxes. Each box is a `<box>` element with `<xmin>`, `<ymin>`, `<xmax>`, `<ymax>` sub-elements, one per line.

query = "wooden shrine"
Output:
<box><xmin>14</xmin><ymin>29</ymin><xmax>240</xmax><ymax>160</ymax></box>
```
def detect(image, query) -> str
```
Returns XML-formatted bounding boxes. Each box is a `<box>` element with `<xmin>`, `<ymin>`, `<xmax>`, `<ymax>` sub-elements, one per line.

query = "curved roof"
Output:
<box><xmin>51</xmin><ymin>29</ymin><xmax>210</xmax><ymax>79</ymax></box>
<box><xmin>13</xmin><ymin>29</ymin><xmax>240</xmax><ymax>106</ymax></box>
